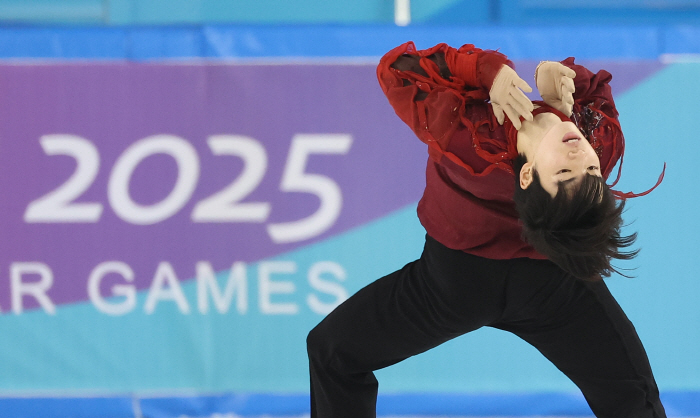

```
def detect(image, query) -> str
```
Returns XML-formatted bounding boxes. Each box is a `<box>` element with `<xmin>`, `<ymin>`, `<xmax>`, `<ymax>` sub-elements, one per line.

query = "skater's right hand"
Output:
<box><xmin>489</xmin><ymin>64</ymin><xmax>534</xmax><ymax>130</ymax></box>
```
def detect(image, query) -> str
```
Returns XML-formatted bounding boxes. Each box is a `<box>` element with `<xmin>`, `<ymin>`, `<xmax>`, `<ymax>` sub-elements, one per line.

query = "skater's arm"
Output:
<box><xmin>376</xmin><ymin>42</ymin><xmax>516</xmax><ymax>153</ymax></box>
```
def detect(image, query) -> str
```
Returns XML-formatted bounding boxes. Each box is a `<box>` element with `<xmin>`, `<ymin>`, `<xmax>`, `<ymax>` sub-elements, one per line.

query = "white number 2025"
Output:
<box><xmin>24</xmin><ymin>133</ymin><xmax>353</xmax><ymax>244</ymax></box>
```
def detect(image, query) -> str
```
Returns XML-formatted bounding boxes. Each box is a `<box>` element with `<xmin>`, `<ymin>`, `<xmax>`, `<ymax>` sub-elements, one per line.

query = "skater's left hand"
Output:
<box><xmin>535</xmin><ymin>61</ymin><xmax>576</xmax><ymax>117</ymax></box>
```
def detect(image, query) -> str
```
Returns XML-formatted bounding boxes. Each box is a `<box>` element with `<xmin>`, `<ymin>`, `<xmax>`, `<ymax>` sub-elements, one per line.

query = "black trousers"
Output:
<box><xmin>307</xmin><ymin>235</ymin><xmax>666</xmax><ymax>418</ymax></box>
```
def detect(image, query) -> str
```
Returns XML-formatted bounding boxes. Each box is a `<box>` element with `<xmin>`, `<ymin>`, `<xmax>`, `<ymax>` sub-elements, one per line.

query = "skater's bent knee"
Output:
<box><xmin>306</xmin><ymin>323</ymin><xmax>328</xmax><ymax>359</ymax></box>
<box><xmin>306</xmin><ymin>320</ymin><xmax>346</xmax><ymax>368</ymax></box>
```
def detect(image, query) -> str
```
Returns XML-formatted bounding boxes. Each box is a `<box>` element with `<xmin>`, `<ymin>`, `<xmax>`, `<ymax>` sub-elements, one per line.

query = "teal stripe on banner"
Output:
<box><xmin>0</xmin><ymin>396</ymin><xmax>135</xmax><ymax>418</ymax></box>
<box><xmin>1</xmin><ymin>391</ymin><xmax>698</xmax><ymax>417</ymax></box>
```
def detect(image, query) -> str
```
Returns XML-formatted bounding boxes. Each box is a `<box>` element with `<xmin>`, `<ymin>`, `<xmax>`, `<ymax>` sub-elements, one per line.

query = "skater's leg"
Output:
<box><xmin>307</xmin><ymin>236</ymin><xmax>512</xmax><ymax>418</ymax></box>
<box><xmin>494</xmin><ymin>259</ymin><xmax>666</xmax><ymax>418</ymax></box>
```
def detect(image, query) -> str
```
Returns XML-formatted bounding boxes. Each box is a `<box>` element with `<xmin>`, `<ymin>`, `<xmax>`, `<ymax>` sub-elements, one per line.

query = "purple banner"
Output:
<box><xmin>0</xmin><ymin>63</ymin><xmax>428</xmax><ymax>312</ymax></box>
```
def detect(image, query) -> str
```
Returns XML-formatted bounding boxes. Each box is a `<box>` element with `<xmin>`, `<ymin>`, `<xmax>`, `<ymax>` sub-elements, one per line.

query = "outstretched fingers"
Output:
<box><xmin>503</xmin><ymin>103</ymin><xmax>523</xmax><ymax>130</ymax></box>
<box><xmin>514</xmin><ymin>76</ymin><xmax>533</xmax><ymax>94</ymax></box>
<box><xmin>560</xmin><ymin>66</ymin><xmax>577</xmax><ymax>80</ymax></box>
<box><xmin>561</xmin><ymin>76</ymin><xmax>575</xmax><ymax>96</ymax></box>
<box><xmin>489</xmin><ymin>64</ymin><xmax>534</xmax><ymax>129</ymax></box>
<box><xmin>492</xmin><ymin>103</ymin><xmax>505</xmax><ymax>125</ymax></box>
<box><xmin>508</xmin><ymin>91</ymin><xmax>534</xmax><ymax>122</ymax></box>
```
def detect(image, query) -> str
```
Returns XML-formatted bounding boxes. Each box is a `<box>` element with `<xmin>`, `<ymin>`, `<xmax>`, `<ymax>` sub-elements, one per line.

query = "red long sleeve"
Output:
<box><xmin>564</xmin><ymin>57</ymin><xmax>616</xmax><ymax>106</ymax></box>
<box><xmin>377</xmin><ymin>42</ymin><xmax>541</xmax><ymax>260</ymax></box>
<box><xmin>377</xmin><ymin>42</ymin><xmax>512</xmax><ymax>170</ymax></box>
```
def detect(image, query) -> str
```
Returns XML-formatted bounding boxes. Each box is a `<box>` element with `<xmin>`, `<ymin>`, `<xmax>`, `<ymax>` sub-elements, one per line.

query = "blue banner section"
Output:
<box><xmin>1</xmin><ymin>24</ymin><xmax>700</xmax><ymax>60</ymax></box>
<box><xmin>141</xmin><ymin>393</ymin><xmax>310</xmax><ymax>417</ymax></box>
<box><xmin>2</xmin><ymin>391</ymin><xmax>699</xmax><ymax>417</ymax></box>
<box><xmin>0</xmin><ymin>396</ymin><xmax>135</xmax><ymax>418</ymax></box>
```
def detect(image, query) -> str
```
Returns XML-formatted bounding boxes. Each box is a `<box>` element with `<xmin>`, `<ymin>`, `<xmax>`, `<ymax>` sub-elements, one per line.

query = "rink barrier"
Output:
<box><xmin>0</xmin><ymin>391</ymin><xmax>698</xmax><ymax>417</ymax></box>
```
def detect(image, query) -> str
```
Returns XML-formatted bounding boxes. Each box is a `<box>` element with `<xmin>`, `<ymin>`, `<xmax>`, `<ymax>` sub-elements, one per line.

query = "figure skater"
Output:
<box><xmin>307</xmin><ymin>41</ymin><xmax>666</xmax><ymax>418</ymax></box>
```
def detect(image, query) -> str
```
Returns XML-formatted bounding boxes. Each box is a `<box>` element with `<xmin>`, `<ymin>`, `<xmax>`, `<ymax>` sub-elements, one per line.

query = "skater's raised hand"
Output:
<box><xmin>535</xmin><ymin>61</ymin><xmax>576</xmax><ymax>117</ymax></box>
<box><xmin>489</xmin><ymin>64</ymin><xmax>534</xmax><ymax>130</ymax></box>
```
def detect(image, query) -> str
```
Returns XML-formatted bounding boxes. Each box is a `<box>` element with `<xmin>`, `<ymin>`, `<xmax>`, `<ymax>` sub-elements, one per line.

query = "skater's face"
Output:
<box><xmin>519</xmin><ymin>112</ymin><xmax>602</xmax><ymax>197</ymax></box>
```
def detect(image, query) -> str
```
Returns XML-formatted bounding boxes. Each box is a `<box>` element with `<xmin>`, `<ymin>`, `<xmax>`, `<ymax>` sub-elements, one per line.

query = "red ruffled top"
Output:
<box><xmin>377</xmin><ymin>41</ymin><xmax>663</xmax><ymax>259</ymax></box>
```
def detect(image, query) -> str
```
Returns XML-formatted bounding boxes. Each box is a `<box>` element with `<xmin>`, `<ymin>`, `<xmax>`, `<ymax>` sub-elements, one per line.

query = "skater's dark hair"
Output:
<box><xmin>513</xmin><ymin>154</ymin><xmax>638</xmax><ymax>281</ymax></box>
